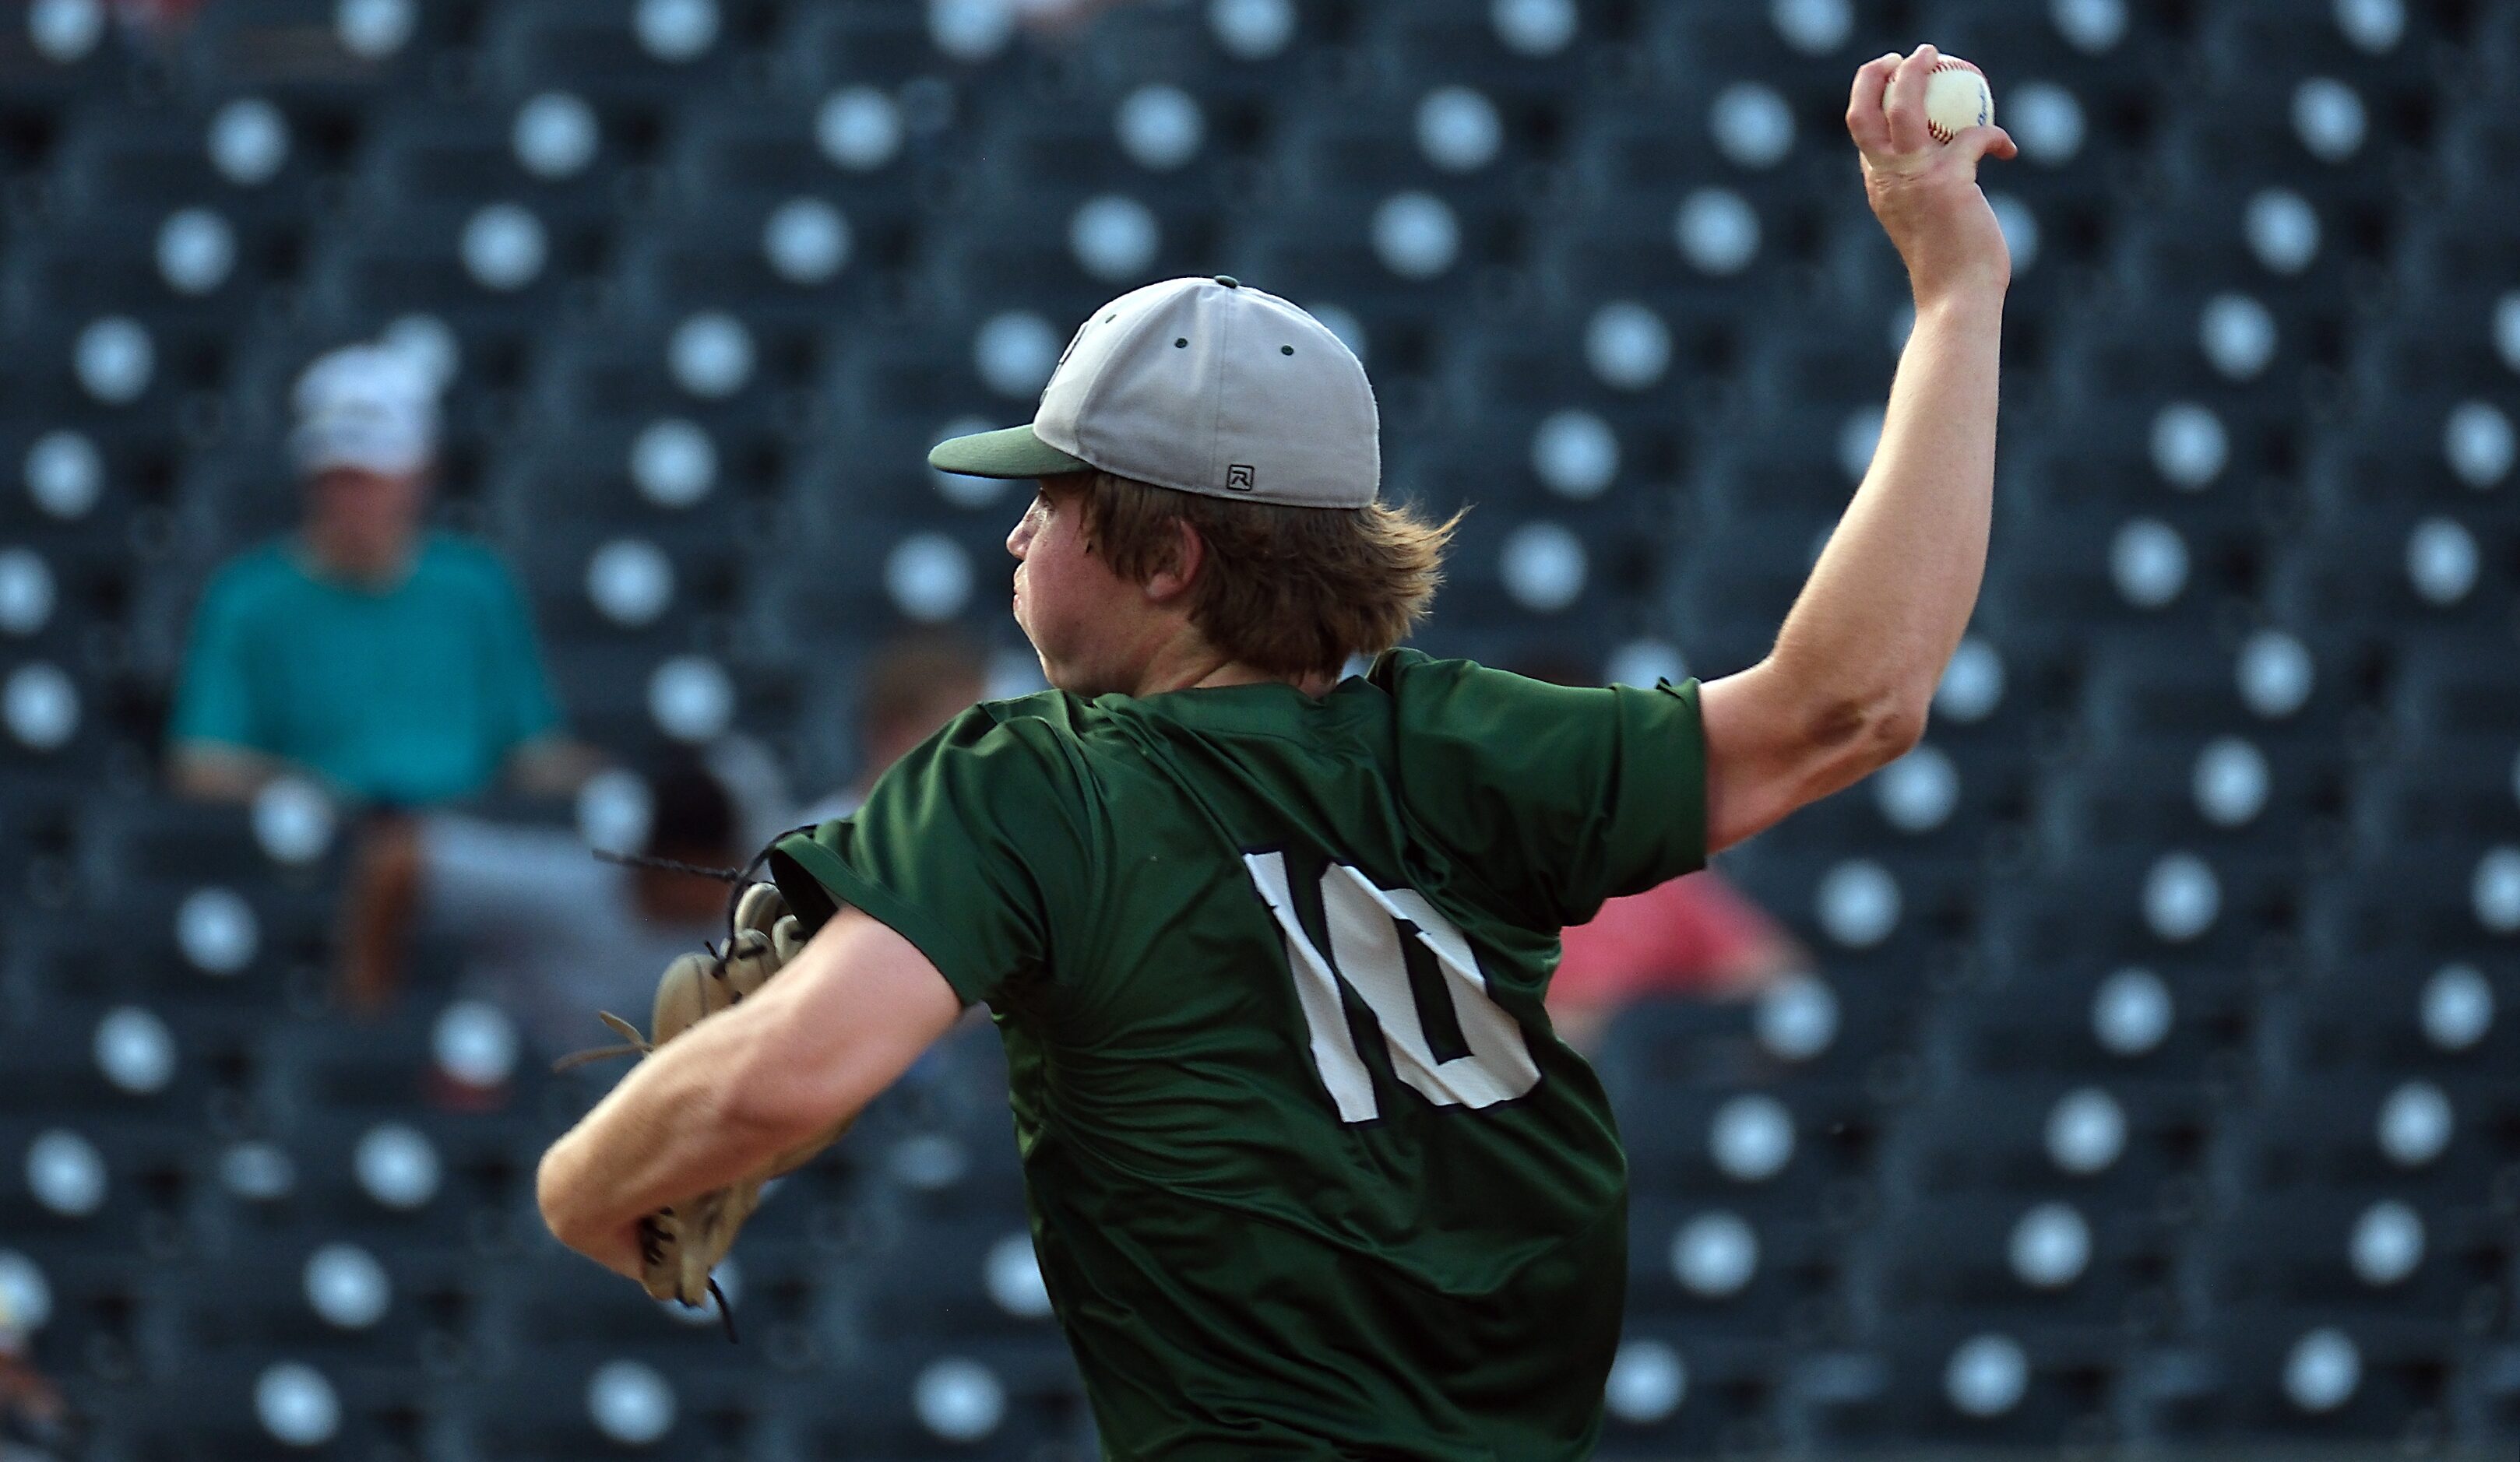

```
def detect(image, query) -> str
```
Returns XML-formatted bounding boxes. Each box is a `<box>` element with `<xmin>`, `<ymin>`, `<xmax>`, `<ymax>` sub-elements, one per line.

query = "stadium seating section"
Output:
<box><xmin>0</xmin><ymin>0</ymin><xmax>2514</xmax><ymax>1455</ymax></box>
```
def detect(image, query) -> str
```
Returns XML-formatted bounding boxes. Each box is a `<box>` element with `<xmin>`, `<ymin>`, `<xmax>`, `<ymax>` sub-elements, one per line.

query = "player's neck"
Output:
<box><xmin>1124</xmin><ymin>637</ymin><xmax>1336</xmax><ymax>701</ymax></box>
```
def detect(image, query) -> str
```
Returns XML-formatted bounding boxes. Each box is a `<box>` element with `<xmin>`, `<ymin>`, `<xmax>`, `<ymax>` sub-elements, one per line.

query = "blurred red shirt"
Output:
<box><xmin>1552</xmin><ymin>870</ymin><xmax>1779</xmax><ymax>1005</ymax></box>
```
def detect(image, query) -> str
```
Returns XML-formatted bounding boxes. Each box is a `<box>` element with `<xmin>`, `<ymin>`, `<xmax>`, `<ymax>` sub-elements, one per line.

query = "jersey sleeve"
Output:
<box><xmin>766</xmin><ymin>705</ymin><xmax>1097</xmax><ymax>1010</ymax></box>
<box><xmin>1379</xmin><ymin>653</ymin><xmax>1708</xmax><ymax>930</ymax></box>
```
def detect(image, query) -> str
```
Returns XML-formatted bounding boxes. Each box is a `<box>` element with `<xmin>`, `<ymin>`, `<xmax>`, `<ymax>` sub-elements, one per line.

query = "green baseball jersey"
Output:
<box><xmin>769</xmin><ymin>650</ymin><xmax>1708</xmax><ymax>1459</ymax></box>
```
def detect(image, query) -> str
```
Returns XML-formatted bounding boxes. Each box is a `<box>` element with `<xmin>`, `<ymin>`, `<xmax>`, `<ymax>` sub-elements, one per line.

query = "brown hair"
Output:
<box><xmin>1071</xmin><ymin>470</ymin><xmax>1457</xmax><ymax>677</ymax></box>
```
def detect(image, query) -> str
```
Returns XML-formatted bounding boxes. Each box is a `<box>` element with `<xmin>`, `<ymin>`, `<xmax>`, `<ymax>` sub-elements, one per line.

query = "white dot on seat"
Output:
<box><xmin>1935</xmin><ymin>637</ymin><xmax>2004</xmax><ymax>722</ymax></box>
<box><xmin>2008</xmin><ymin>82</ymin><xmax>2085</xmax><ymax>165</ymax></box>
<box><xmin>0</xmin><ymin>548</ymin><xmax>56</xmax><ymax>637</ymax></box>
<box><xmin>1670</xmin><ymin>1210</ymin><xmax>1758</xmax><ymax>1295</ymax></box>
<box><xmin>1710</xmin><ymin>83</ymin><xmax>1794</xmax><ymax>170</ymax></box>
<box><xmin>1818</xmin><ymin>859</ymin><xmax>1899</xmax><ymax>947</ymax></box>
<box><xmin>1709</xmin><ymin>1095</ymin><xmax>1794</xmax><ymax>1182</ymax></box>
<box><xmin>2198</xmin><ymin>293</ymin><xmax>2277</xmax><ymax>381</ymax></box>
<box><xmin>354</xmin><ymin>1123</ymin><xmax>441</xmax><ymax>1210</ymax></box>
<box><xmin>256</xmin><ymin>1361</ymin><xmax>341</xmax><ymax>1446</ymax></box>
<box><xmin>25</xmin><ymin>430</ymin><xmax>103</xmax><ymax>518</ymax></box>
<box><xmin>634</xmin><ymin>0</ymin><xmax>717</xmax><ymax>61</ymax></box>
<box><xmin>93</xmin><ymin>1006</ymin><xmax>175</xmax><ymax>1095</ymax></box>
<box><xmin>2091</xmin><ymin>966</ymin><xmax>2172</xmax><ymax>1056</ymax></box>
<box><xmin>588</xmin><ymin>1358</ymin><xmax>677</xmax><ymax>1444</ymax></box>
<box><xmin>1530</xmin><ymin>410</ymin><xmax>1617</xmax><ymax>499</ymax></box>
<box><xmin>2444</xmin><ymin>400</ymin><xmax>2513</xmax><ymax>489</ymax></box>
<box><xmin>1584</xmin><ymin>301</ymin><xmax>1670</xmax><ymax>391</ymax></box>
<box><xmin>514</xmin><ymin>92</ymin><xmax>598</xmax><ymax>179</ymax></box>
<box><xmin>2236</xmin><ymin>631</ymin><xmax>2313</xmax><ymax>719</ymax></box>
<box><xmin>974</xmin><ymin>312</ymin><xmax>1058</xmax><ymax>399</ymax></box>
<box><xmin>2050</xmin><ymin>0</ymin><xmax>2128</xmax><ymax>53</ymax></box>
<box><xmin>984</xmin><ymin>1233</ymin><xmax>1052</xmax><ymax>1318</ymax></box>
<box><xmin>1499</xmin><ymin>521</ymin><xmax>1586</xmax><ymax>613</ymax></box>
<box><xmin>2044</xmin><ymin>1087</ymin><xmax>2126</xmax><ymax>1174</ymax></box>
<box><xmin>157</xmin><ymin>208</ymin><xmax>236</xmax><ymax>295</ymax></box>
<box><xmin>1070</xmin><ymin>195</ymin><xmax>1160</xmax><ymax>283</ymax></box>
<box><xmin>208</xmin><ymin>97</ymin><xmax>290</xmax><ymax>185</ymax></box>
<box><xmin>647</xmin><ymin>655</ymin><xmax>735</xmax><ymax>742</ymax></box>
<box><xmin>2293</xmin><ymin>77</ymin><xmax>2367</xmax><ymax>162</ymax></box>
<box><xmin>2348</xmin><ymin>1199</ymin><xmax>2423</xmax><ymax>1287</ymax></box>
<box><xmin>1674</xmin><ymin>188</ymin><xmax>1760</xmax><ymax>276</ymax></box>
<box><xmin>2245</xmin><ymin>188</ymin><xmax>2321</xmax><ymax>275</ymax></box>
<box><xmin>817</xmin><ymin>87</ymin><xmax>903</xmax><ymax>171</ymax></box>
<box><xmin>1117</xmin><ymin>84</ymin><xmax>1203</xmax><ymax>170</ymax></box>
<box><xmin>1209</xmin><ymin>0</ymin><xmax>1295</xmax><ymax>58</ymax></box>
<box><xmin>1872</xmin><ymin>743</ymin><xmax>1958</xmax><ymax>833</ymax></box>
<box><xmin>669</xmin><ymin>312</ymin><xmax>755</xmax><ymax>399</ymax></box>
<box><xmin>1604</xmin><ymin>1338</ymin><xmax>1687</xmax><ymax>1423</ymax></box>
<box><xmin>28</xmin><ymin>0</ymin><xmax>105</xmax><ymax>62</ymax></box>
<box><xmin>914</xmin><ymin>1357</ymin><xmax>1005</xmax><ymax>1442</ymax></box>
<box><xmin>2284</xmin><ymin>1327</ymin><xmax>2361</xmax><ymax>1413</ymax></box>
<box><xmin>177</xmin><ymin>886</ymin><xmax>258</xmax><ymax>975</ymax></box>
<box><xmin>630</xmin><ymin>419</ymin><xmax>716</xmax><ymax>508</ymax></box>
<box><xmin>587</xmin><ymin>539</ymin><xmax>674</xmax><ymax>627</ymax></box>
<box><xmin>2375</xmin><ymin>1080</ymin><xmax>2451</xmax><ymax>1167</ymax></box>
<box><xmin>460</xmin><ymin>203</ymin><xmax>546</xmax><ymax>291</ymax></box>
<box><xmin>885</xmin><ymin>533</ymin><xmax>974</xmax><ymax>624</ymax></box>
<box><xmin>2008</xmin><ymin>1202</ymin><xmax>2091</xmax><ymax>1288</ymax></box>
<box><xmin>1945</xmin><ymin>1333</ymin><xmax>2029</xmax><ymax>1418</ymax></box>
<box><xmin>2142</xmin><ymin>852</ymin><xmax>2219</xmax><ymax>941</ymax></box>
<box><xmin>2110</xmin><ymin>517</ymin><xmax>2188</xmax><ymax>609</ymax></box>
<box><xmin>26</xmin><ymin>1129</ymin><xmax>105</xmax><ymax>1217</ymax></box>
<box><xmin>75</xmin><ymin>316</ymin><xmax>153</xmax><ymax>404</ymax></box>
<box><xmin>1417</xmin><ymin>86</ymin><xmax>1502</xmax><ymax>173</ymax></box>
<box><xmin>1371</xmin><ymin>192</ymin><xmax>1458</xmax><ymax>279</ymax></box>
<box><xmin>1490</xmin><ymin>0</ymin><xmax>1575</xmax><ymax>57</ymax></box>
<box><xmin>2149</xmin><ymin>402</ymin><xmax>2227</xmax><ymax>489</ymax></box>
<box><xmin>2406</xmin><ymin>517</ymin><xmax>2478</xmax><ymax>606</ymax></box>
<box><xmin>304</xmin><ymin>1242</ymin><xmax>391</xmax><ymax>1330</ymax></box>
<box><xmin>334</xmin><ymin>0</ymin><xmax>414</xmax><ymax>59</ymax></box>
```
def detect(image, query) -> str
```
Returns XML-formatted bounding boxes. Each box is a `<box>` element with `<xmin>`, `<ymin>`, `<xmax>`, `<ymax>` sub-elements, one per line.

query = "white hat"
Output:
<box><xmin>290</xmin><ymin>343</ymin><xmax>439</xmax><ymax>476</ymax></box>
<box><xmin>928</xmin><ymin>276</ymin><xmax>1380</xmax><ymax>508</ymax></box>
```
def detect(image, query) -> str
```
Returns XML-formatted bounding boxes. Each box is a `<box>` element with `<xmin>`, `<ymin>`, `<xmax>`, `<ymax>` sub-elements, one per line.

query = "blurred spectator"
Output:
<box><xmin>1549</xmin><ymin>872</ymin><xmax>1808</xmax><ymax>1050</ymax></box>
<box><xmin>0</xmin><ymin>1299</ymin><xmax>66</xmax><ymax>1462</ymax></box>
<box><xmin>167</xmin><ymin>343</ymin><xmax>602</xmax><ymax>807</ymax></box>
<box><xmin>797</xmin><ymin>631</ymin><xmax>992</xmax><ymax>824</ymax></box>
<box><xmin>1508</xmin><ymin>652</ymin><xmax>1807</xmax><ymax>1049</ymax></box>
<box><xmin>336</xmin><ymin>748</ymin><xmax>741</xmax><ymax>1057</ymax></box>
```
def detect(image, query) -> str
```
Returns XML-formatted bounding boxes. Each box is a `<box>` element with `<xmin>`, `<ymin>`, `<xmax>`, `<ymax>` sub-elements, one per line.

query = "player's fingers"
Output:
<box><xmin>1845</xmin><ymin>51</ymin><xmax>1901</xmax><ymax>153</ymax></box>
<box><xmin>1947</xmin><ymin>124</ymin><xmax>2017</xmax><ymax>167</ymax></box>
<box><xmin>1881</xmin><ymin>44</ymin><xmax>1936</xmax><ymax>155</ymax></box>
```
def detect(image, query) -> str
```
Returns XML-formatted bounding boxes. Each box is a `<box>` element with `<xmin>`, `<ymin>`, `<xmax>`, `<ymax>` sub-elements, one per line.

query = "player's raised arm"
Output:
<box><xmin>1698</xmin><ymin>44</ymin><xmax>2016</xmax><ymax>854</ymax></box>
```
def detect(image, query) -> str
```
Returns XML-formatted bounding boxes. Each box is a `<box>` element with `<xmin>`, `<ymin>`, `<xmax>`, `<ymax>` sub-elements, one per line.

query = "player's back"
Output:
<box><xmin>771</xmin><ymin>650</ymin><xmax>1709</xmax><ymax>1459</ymax></box>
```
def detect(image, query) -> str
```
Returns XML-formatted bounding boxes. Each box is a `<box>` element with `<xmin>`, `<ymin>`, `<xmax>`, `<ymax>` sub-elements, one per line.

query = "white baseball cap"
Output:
<box><xmin>928</xmin><ymin>276</ymin><xmax>1380</xmax><ymax>508</ymax></box>
<box><xmin>290</xmin><ymin>343</ymin><xmax>439</xmax><ymax>477</ymax></box>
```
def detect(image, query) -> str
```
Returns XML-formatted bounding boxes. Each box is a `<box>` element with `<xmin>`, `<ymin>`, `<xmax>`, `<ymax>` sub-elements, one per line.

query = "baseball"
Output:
<box><xmin>1923</xmin><ymin>57</ymin><xmax>1993</xmax><ymax>144</ymax></box>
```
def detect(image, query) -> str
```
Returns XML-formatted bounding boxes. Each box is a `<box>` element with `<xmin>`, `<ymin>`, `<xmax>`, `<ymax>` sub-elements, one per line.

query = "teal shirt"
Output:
<box><xmin>169</xmin><ymin>532</ymin><xmax>564</xmax><ymax>806</ymax></box>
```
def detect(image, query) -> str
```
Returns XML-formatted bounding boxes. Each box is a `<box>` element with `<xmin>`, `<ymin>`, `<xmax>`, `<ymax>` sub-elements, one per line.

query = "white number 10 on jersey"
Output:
<box><xmin>1243</xmin><ymin>852</ymin><xmax>1541</xmax><ymax>1124</ymax></box>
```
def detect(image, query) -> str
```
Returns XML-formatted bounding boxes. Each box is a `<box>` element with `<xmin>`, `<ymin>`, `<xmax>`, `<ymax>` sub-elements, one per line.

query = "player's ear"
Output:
<box><xmin>1142</xmin><ymin>517</ymin><xmax>1205</xmax><ymax>604</ymax></box>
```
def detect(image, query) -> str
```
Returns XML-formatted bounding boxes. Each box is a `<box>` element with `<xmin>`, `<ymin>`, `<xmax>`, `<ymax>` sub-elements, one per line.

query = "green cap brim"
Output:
<box><xmin>927</xmin><ymin>424</ymin><xmax>1091</xmax><ymax>479</ymax></box>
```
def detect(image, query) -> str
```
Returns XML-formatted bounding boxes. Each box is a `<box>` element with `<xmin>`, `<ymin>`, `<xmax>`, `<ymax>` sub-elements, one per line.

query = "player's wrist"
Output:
<box><xmin>1909</xmin><ymin>272</ymin><xmax>2009</xmax><ymax>318</ymax></box>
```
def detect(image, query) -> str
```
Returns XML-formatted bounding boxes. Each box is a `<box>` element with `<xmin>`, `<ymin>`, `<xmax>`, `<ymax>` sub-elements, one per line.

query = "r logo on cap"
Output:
<box><xmin>1226</xmin><ymin>463</ymin><xmax>1256</xmax><ymax>491</ymax></box>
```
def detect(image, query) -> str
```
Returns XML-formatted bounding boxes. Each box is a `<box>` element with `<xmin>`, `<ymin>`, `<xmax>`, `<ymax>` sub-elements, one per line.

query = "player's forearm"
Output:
<box><xmin>1765</xmin><ymin>285</ymin><xmax>2003</xmax><ymax>743</ymax></box>
<box><xmin>535</xmin><ymin>1013</ymin><xmax>825</xmax><ymax>1276</ymax></box>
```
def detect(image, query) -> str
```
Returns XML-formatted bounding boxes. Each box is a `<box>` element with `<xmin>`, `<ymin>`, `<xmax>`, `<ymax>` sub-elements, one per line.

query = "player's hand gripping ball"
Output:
<box><xmin>1922</xmin><ymin>56</ymin><xmax>1994</xmax><ymax>144</ymax></box>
